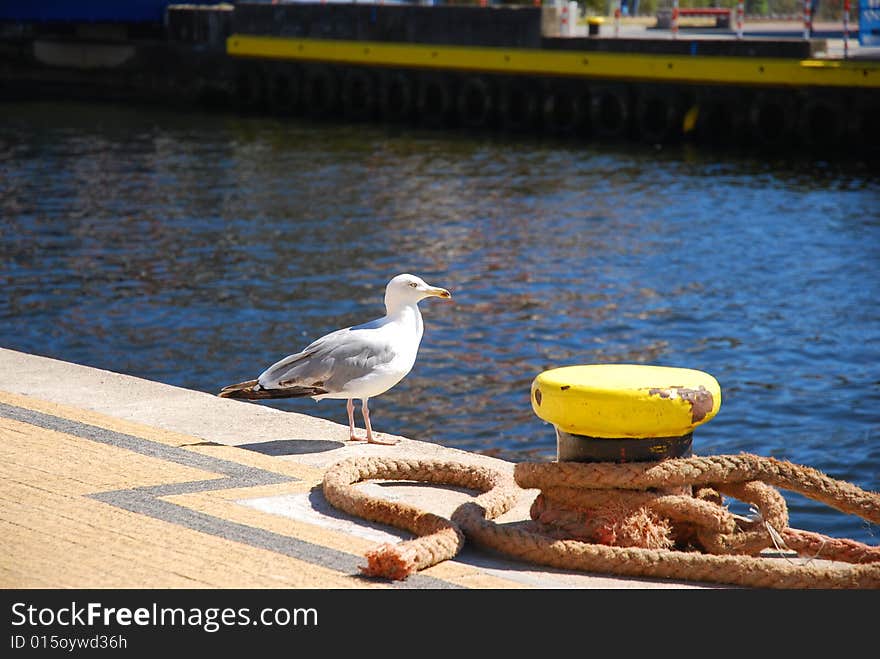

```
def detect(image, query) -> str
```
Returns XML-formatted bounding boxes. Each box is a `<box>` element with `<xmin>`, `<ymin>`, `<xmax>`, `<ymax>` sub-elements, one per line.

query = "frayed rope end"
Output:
<box><xmin>360</xmin><ymin>543</ymin><xmax>419</xmax><ymax>581</ymax></box>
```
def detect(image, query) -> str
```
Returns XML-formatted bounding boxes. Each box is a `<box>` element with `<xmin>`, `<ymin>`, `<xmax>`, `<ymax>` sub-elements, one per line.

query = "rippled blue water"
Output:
<box><xmin>1</xmin><ymin>100</ymin><xmax>878</xmax><ymax>544</ymax></box>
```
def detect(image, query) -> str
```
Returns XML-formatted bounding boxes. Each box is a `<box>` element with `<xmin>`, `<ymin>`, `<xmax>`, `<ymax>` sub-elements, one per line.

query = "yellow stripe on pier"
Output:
<box><xmin>227</xmin><ymin>35</ymin><xmax>880</xmax><ymax>89</ymax></box>
<box><xmin>0</xmin><ymin>385</ymin><xmax>522</xmax><ymax>590</ymax></box>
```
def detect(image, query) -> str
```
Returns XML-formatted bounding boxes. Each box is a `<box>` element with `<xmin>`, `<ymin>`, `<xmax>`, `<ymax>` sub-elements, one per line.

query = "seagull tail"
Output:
<box><xmin>218</xmin><ymin>379</ymin><xmax>326</xmax><ymax>400</ymax></box>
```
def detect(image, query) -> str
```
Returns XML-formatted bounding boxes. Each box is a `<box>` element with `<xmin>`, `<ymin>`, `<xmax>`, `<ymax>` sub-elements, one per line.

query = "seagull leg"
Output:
<box><xmin>346</xmin><ymin>398</ymin><xmax>359</xmax><ymax>442</ymax></box>
<box><xmin>362</xmin><ymin>398</ymin><xmax>397</xmax><ymax>445</ymax></box>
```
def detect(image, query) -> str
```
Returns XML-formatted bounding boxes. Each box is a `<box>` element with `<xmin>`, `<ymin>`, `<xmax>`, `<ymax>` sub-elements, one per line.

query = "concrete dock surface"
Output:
<box><xmin>1</xmin><ymin>347</ymin><xmax>732</xmax><ymax>590</ymax></box>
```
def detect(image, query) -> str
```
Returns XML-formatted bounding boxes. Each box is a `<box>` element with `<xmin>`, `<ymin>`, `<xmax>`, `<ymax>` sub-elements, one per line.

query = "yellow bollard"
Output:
<box><xmin>531</xmin><ymin>364</ymin><xmax>721</xmax><ymax>462</ymax></box>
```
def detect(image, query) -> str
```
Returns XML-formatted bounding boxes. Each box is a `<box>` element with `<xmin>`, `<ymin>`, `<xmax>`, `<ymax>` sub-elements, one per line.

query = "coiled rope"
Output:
<box><xmin>322</xmin><ymin>453</ymin><xmax>880</xmax><ymax>588</ymax></box>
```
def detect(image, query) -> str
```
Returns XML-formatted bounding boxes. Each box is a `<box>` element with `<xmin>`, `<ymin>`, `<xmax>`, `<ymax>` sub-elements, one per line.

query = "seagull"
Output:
<box><xmin>218</xmin><ymin>273</ymin><xmax>452</xmax><ymax>445</ymax></box>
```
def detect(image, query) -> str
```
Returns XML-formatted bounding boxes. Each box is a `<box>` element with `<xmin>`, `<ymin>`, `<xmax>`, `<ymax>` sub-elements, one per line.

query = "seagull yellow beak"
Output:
<box><xmin>429</xmin><ymin>286</ymin><xmax>452</xmax><ymax>299</ymax></box>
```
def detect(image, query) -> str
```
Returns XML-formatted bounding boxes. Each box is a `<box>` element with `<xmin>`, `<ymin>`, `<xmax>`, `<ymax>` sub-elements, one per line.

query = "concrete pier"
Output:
<box><xmin>0</xmin><ymin>347</ymin><xmax>712</xmax><ymax>589</ymax></box>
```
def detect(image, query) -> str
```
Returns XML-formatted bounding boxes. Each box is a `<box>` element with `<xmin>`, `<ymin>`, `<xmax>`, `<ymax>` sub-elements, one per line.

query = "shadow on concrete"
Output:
<box><xmin>450</xmin><ymin>517</ymin><xmax>730</xmax><ymax>589</ymax></box>
<box><xmin>373</xmin><ymin>480</ymin><xmax>477</xmax><ymax>496</ymax></box>
<box><xmin>306</xmin><ymin>485</ymin><xmax>412</xmax><ymax>541</ymax></box>
<box><xmin>307</xmin><ymin>483</ymin><xmax>726</xmax><ymax>587</ymax></box>
<box><xmin>239</xmin><ymin>438</ymin><xmax>345</xmax><ymax>456</ymax></box>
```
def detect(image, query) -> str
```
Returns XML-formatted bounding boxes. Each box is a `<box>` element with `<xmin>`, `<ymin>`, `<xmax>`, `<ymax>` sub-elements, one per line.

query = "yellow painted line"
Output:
<box><xmin>0</xmin><ymin>496</ymin><xmax>364</xmax><ymax>588</ymax></box>
<box><xmin>169</xmin><ymin>487</ymin><xmax>528</xmax><ymax>589</ymax></box>
<box><xmin>0</xmin><ymin>389</ymin><xmax>208</xmax><ymax>449</ymax></box>
<box><xmin>227</xmin><ymin>35</ymin><xmax>880</xmax><ymax>89</ymax></box>
<box><xmin>0</xmin><ymin>417</ymin><xmax>222</xmax><ymax>493</ymax></box>
<box><xmin>0</xmin><ymin>390</ymin><xmax>524</xmax><ymax>588</ymax></box>
<box><xmin>0</xmin><ymin>419</ymin><xmax>361</xmax><ymax>588</ymax></box>
<box><xmin>0</xmin><ymin>389</ymin><xmax>322</xmax><ymax>482</ymax></box>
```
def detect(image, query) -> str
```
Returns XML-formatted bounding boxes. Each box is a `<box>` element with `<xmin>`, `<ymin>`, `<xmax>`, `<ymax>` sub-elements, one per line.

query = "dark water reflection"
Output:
<box><xmin>1</xmin><ymin>101</ymin><xmax>878</xmax><ymax>544</ymax></box>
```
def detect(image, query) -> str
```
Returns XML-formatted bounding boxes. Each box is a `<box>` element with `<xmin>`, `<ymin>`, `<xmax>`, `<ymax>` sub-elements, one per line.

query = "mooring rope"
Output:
<box><xmin>322</xmin><ymin>453</ymin><xmax>880</xmax><ymax>588</ymax></box>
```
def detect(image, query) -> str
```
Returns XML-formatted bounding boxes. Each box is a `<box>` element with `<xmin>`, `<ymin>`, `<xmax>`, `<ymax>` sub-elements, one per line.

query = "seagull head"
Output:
<box><xmin>385</xmin><ymin>273</ymin><xmax>451</xmax><ymax>312</ymax></box>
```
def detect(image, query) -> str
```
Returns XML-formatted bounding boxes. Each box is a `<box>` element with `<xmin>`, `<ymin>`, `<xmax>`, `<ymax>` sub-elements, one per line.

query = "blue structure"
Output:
<box><xmin>0</xmin><ymin>1</ymin><xmax>217</xmax><ymax>23</ymax></box>
<box><xmin>861</xmin><ymin>0</ymin><xmax>880</xmax><ymax>46</ymax></box>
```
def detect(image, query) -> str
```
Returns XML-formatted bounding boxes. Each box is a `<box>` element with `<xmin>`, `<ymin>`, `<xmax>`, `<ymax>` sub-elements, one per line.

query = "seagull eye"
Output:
<box><xmin>409</xmin><ymin>282</ymin><xmax>418</xmax><ymax>288</ymax></box>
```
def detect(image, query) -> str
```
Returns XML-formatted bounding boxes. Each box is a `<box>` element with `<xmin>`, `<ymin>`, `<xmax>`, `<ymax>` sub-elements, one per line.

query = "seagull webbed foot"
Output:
<box><xmin>366</xmin><ymin>434</ymin><xmax>398</xmax><ymax>446</ymax></box>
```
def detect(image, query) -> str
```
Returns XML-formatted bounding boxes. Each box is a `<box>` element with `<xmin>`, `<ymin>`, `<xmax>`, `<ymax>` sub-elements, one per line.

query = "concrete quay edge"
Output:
<box><xmin>0</xmin><ymin>346</ymin><xmax>715</xmax><ymax>590</ymax></box>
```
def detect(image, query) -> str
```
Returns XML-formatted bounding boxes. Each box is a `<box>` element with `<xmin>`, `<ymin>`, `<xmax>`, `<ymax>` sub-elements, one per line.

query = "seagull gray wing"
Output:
<box><xmin>257</xmin><ymin>324</ymin><xmax>397</xmax><ymax>394</ymax></box>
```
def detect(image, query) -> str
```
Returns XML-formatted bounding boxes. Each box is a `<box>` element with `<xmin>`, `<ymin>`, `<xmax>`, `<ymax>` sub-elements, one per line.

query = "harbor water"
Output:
<box><xmin>1</xmin><ymin>100</ymin><xmax>878</xmax><ymax>545</ymax></box>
